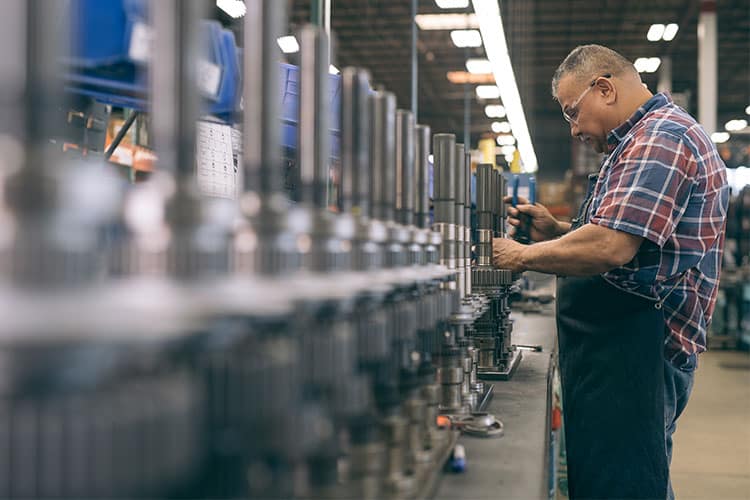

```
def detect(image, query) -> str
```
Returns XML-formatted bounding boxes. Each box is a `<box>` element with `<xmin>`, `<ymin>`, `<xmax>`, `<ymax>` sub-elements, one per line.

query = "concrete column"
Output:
<box><xmin>657</xmin><ymin>56</ymin><xmax>672</xmax><ymax>94</ymax></box>
<box><xmin>697</xmin><ymin>0</ymin><xmax>717</xmax><ymax>133</ymax></box>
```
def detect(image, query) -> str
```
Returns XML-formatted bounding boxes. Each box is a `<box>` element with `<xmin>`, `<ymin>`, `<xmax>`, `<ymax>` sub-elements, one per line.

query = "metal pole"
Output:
<box><xmin>298</xmin><ymin>25</ymin><xmax>330</xmax><ymax>209</ymax></box>
<box><xmin>463</xmin><ymin>49</ymin><xmax>470</xmax><ymax>148</ymax></box>
<box><xmin>411</xmin><ymin>0</ymin><xmax>418</xmax><ymax>119</ymax></box>
<box><xmin>152</xmin><ymin>0</ymin><xmax>206</xmax><ymax>185</ymax></box>
<box><xmin>244</xmin><ymin>0</ymin><xmax>285</xmax><ymax>196</ymax></box>
<box><xmin>698</xmin><ymin>0</ymin><xmax>717</xmax><ymax>133</ymax></box>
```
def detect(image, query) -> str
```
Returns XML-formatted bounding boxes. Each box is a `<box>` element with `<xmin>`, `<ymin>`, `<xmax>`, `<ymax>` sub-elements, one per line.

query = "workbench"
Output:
<box><xmin>434</xmin><ymin>298</ymin><xmax>559</xmax><ymax>500</ymax></box>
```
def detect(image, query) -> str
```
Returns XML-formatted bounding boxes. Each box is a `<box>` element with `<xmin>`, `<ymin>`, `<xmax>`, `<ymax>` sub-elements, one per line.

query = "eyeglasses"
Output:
<box><xmin>562</xmin><ymin>73</ymin><xmax>612</xmax><ymax>124</ymax></box>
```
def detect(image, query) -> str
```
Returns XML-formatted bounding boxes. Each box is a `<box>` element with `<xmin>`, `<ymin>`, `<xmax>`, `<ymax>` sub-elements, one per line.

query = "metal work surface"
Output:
<box><xmin>434</xmin><ymin>311</ymin><xmax>557</xmax><ymax>500</ymax></box>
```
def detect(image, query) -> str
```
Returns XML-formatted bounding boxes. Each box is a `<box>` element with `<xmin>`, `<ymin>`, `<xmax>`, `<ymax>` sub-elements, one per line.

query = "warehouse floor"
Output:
<box><xmin>671</xmin><ymin>347</ymin><xmax>750</xmax><ymax>499</ymax></box>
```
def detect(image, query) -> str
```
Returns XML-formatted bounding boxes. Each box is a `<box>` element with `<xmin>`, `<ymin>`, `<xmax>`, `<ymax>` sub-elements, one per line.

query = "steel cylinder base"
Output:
<box><xmin>476</xmin><ymin>349</ymin><xmax>523</xmax><ymax>381</ymax></box>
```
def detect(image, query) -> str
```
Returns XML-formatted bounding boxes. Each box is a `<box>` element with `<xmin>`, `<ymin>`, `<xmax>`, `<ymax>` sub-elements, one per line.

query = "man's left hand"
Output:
<box><xmin>492</xmin><ymin>237</ymin><xmax>526</xmax><ymax>272</ymax></box>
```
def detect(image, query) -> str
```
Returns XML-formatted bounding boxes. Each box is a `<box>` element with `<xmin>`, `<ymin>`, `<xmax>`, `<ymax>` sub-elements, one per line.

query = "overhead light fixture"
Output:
<box><xmin>484</xmin><ymin>104</ymin><xmax>506</xmax><ymax>118</ymax></box>
<box><xmin>472</xmin><ymin>0</ymin><xmax>537</xmax><ymax>172</ymax></box>
<box><xmin>491</xmin><ymin>121</ymin><xmax>502</xmax><ymax>133</ymax></box>
<box><xmin>497</xmin><ymin>121</ymin><xmax>511</xmax><ymax>133</ymax></box>
<box><xmin>634</xmin><ymin>57</ymin><xmax>661</xmax><ymax>73</ymax></box>
<box><xmin>496</xmin><ymin>135</ymin><xmax>516</xmax><ymax>146</ymax></box>
<box><xmin>446</xmin><ymin>71</ymin><xmax>495</xmax><ymax>84</ymax></box>
<box><xmin>450</xmin><ymin>29</ymin><xmax>483</xmax><ymax>48</ymax></box>
<box><xmin>435</xmin><ymin>0</ymin><xmax>470</xmax><ymax>8</ymax></box>
<box><xmin>217</xmin><ymin>0</ymin><xmax>246</xmax><ymax>18</ymax></box>
<box><xmin>415</xmin><ymin>13</ymin><xmax>479</xmax><ymax>30</ymax></box>
<box><xmin>277</xmin><ymin>35</ymin><xmax>299</xmax><ymax>54</ymax></box>
<box><xmin>725</xmin><ymin>119</ymin><xmax>748</xmax><ymax>132</ymax></box>
<box><xmin>475</xmin><ymin>85</ymin><xmax>500</xmax><ymax>99</ymax></box>
<box><xmin>663</xmin><ymin>23</ymin><xmax>679</xmax><ymax>41</ymax></box>
<box><xmin>711</xmin><ymin>132</ymin><xmax>730</xmax><ymax>143</ymax></box>
<box><xmin>647</xmin><ymin>24</ymin><xmax>665</xmax><ymax>41</ymax></box>
<box><xmin>746</xmin><ymin>105</ymin><xmax>750</xmax><ymax>115</ymax></box>
<box><xmin>466</xmin><ymin>58</ymin><xmax>492</xmax><ymax>74</ymax></box>
<box><xmin>500</xmin><ymin>145</ymin><xmax>516</xmax><ymax>156</ymax></box>
<box><xmin>504</xmin><ymin>153</ymin><xmax>514</xmax><ymax>163</ymax></box>
<box><xmin>329</xmin><ymin>65</ymin><xmax>340</xmax><ymax>75</ymax></box>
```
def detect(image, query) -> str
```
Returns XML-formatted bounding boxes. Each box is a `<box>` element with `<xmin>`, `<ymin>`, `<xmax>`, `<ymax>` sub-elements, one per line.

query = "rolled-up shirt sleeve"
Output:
<box><xmin>590</xmin><ymin>132</ymin><xmax>697</xmax><ymax>248</ymax></box>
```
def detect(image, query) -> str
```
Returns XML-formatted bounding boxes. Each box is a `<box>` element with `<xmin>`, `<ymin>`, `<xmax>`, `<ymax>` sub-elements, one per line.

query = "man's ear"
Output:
<box><xmin>597</xmin><ymin>77</ymin><xmax>617</xmax><ymax>105</ymax></box>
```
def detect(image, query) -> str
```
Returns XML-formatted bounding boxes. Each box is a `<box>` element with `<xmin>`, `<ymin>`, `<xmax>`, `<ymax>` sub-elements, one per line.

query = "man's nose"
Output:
<box><xmin>569</xmin><ymin>121</ymin><xmax>580</xmax><ymax>139</ymax></box>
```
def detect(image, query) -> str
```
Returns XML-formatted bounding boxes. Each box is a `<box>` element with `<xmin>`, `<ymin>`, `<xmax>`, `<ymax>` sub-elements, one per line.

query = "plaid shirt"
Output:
<box><xmin>584</xmin><ymin>92</ymin><xmax>729</xmax><ymax>369</ymax></box>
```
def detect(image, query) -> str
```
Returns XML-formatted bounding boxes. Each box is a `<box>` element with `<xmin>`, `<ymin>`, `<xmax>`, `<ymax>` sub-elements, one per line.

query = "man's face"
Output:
<box><xmin>556</xmin><ymin>74</ymin><xmax>610</xmax><ymax>154</ymax></box>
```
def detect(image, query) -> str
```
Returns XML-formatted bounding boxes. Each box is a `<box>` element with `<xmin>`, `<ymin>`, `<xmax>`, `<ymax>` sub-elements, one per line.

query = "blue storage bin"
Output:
<box><xmin>279</xmin><ymin>63</ymin><xmax>342</xmax><ymax>158</ymax></box>
<box><xmin>63</xmin><ymin>1</ymin><xmax>241</xmax><ymax>118</ymax></box>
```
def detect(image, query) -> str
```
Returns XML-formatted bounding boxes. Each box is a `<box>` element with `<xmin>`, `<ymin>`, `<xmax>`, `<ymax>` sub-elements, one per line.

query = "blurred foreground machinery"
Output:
<box><xmin>0</xmin><ymin>0</ymin><xmax>524</xmax><ymax>498</ymax></box>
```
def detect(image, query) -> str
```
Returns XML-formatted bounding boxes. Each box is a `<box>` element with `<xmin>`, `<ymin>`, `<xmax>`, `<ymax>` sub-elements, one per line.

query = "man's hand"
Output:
<box><xmin>504</xmin><ymin>195</ymin><xmax>570</xmax><ymax>242</ymax></box>
<box><xmin>492</xmin><ymin>237</ymin><xmax>526</xmax><ymax>272</ymax></box>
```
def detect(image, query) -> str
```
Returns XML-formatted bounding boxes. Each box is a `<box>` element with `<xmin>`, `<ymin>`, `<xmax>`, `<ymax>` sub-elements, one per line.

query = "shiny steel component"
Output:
<box><xmin>414</xmin><ymin>125</ymin><xmax>431</xmax><ymax>229</ymax></box>
<box><xmin>395</xmin><ymin>110</ymin><xmax>415</xmax><ymax>226</ymax></box>
<box><xmin>471</xmin><ymin>164</ymin><xmax>522</xmax><ymax>380</ymax></box>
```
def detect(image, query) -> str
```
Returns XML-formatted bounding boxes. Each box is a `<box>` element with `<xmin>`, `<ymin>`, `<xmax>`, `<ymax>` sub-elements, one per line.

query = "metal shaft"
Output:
<box><xmin>395</xmin><ymin>110</ymin><xmax>415</xmax><ymax>226</ymax></box>
<box><xmin>298</xmin><ymin>25</ymin><xmax>330</xmax><ymax>209</ymax></box>
<box><xmin>476</xmin><ymin>164</ymin><xmax>494</xmax><ymax>267</ymax></box>
<box><xmin>341</xmin><ymin>68</ymin><xmax>371</xmax><ymax>217</ymax></box>
<box><xmin>152</xmin><ymin>0</ymin><xmax>206</xmax><ymax>185</ymax></box>
<box><xmin>414</xmin><ymin>125</ymin><xmax>431</xmax><ymax>229</ymax></box>
<box><xmin>455</xmin><ymin>144</ymin><xmax>466</xmax><ymax>297</ymax></box>
<box><xmin>243</xmin><ymin>0</ymin><xmax>285</xmax><ymax>196</ymax></box>
<box><xmin>465</xmin><ymin>150</ymin><xmax>472</xmax><ymax>296</ymax></box>
<box><xmin>370</xmin><ymin>91</ymin><xmax>396</xmax><ymax>222</ymax></box>
<box><xmin>433</xmin><ymin>134</ymin><xmax>456</xmax><ymax>274</ymax></box>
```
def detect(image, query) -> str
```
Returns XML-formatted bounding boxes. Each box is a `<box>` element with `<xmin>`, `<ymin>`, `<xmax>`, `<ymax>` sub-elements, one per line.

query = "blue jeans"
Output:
<box><xmin>664</xmin><ymin>355</ymin><xmax>697</xmax><ymax>500</ymax></box>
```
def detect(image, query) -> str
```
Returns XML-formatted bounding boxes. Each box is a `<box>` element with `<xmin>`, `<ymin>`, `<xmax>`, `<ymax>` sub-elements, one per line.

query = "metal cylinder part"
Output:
<box><xmin>465</xmin><ymin>150</ymin><xmax>472</xmax><ymax>296</ymax></box>
<box><xmin>298</xmin><ymin>25</ymin><xmax>330</xmax><ymax>208</ymax></box>
<box><xmin>243</xmin><ymin>0</ymin><xmax>285</xmax><ymax>195</ymax></box>
<box><xmin>370</xmin><ymin>91</ymin><xmax>397</xmax><ymax>222</ymax></box>
<box><xmin>476</xmin><ymin>164</ymin><xmax>494</xmax><ymax>268</ymax></box>
<box><xmin>414</xmin><ymin>125</ymin><xmax>431</xmax><ymax>229</ymax></box>
<box><xmin>152</xmin><ymin>0</ymin><xmax>206</xmax><ymax>183</ymax></box>
<box><xmin>395</xmin><ymin>110</ymin><xmax>415</xmax><ymax>226</ymax></box>
<box><xmin>341</xmin><ymin>68</ymin><xmax>372</xmax><ymax>217</ymax></box>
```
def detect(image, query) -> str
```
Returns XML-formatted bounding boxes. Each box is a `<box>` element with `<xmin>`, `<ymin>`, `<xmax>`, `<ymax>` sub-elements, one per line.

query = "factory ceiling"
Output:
<box><xmin>219</xmin><ymin>0</ymin><xmax>750</xmax><ymax>181</ymax></box>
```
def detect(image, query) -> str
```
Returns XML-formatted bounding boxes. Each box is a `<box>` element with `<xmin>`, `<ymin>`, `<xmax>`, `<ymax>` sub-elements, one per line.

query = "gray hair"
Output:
<box><xmin>551</xmin><ymin>44</ymin><xmax>637</xmax><ymax>99</ymax></box>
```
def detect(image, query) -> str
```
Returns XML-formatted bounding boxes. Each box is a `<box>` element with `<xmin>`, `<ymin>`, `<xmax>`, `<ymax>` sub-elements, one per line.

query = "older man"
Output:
<box><xmin>493</xmin><ymin>45</ymin><xmax>729</xmax><ymax>499</ymax></box>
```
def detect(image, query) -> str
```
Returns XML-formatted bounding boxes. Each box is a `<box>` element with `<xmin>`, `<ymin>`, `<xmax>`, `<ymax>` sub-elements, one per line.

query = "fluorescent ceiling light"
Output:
<box><xmin>277</xmin><ymin>35</ymin><xmax>299</xmax><ymax>54</ymax></box>
<box><xmin>329</xmin><ymin>65</ymin><xmax>340</xmax><ymax>75</ymax></box>
<box><xmin>500</xmin><ymin>145</ymin><xmax>516</xmax><ymax>156</ymax></box>
<box><xmin>725</xmin><ymin>119</ymin><xmax>748</xmax><ymax>132</ymax></box>
<box><xmin>484</xmin><ymin>104</ymin><xmax>506</xmax><ymax>118</ymax></box>
<box><xmin>496</xmin><ymin>135</ymin><xmax>516</xmax><ymax>146</ymax></box>
<box><xmin>711</xmin><ymin>132</ymin><xmax>730</xmax><ymax>143</ymax></box>
<box><xmin>647</xmin><ymin>24</ymin><xmax>665</xmax><ymax>41</ymax></box>
<box><xmin>446</xmin><ymin>71</ymin><xmax>495</xmax><ymax>84</ymax></box>
<box><xmin>217</xmin><ymin>0</ymin><xmax>246</xmax><ymax>18</ymax></box>
<box><xmin>475</xmin><ymin>85</ymin><xmax>500</xmax><ymax>99</ymax></box>
<box><xmin>450</xmin><ymin>29</ymin><xmax>483</xmax><ymax>48</ymax></box>
<box><xmin>497</xmin><ymin>121</ymin><xmax>511</xmax><ymax>133</ymax></box>
<box><xmin>491</xmin><ymin>121</ymin><xmax>502</xmax><ymax>133</ymax></box>
<box><xmin>466</xmin><ymin>58</ymin><xmax>492</xmax><ymax>74</ymax></box>
<box><xmin>634</xmin><ymin>57</ymin><xmax>661</xmax><ymax>73</ymax></box>
<box><xmin>663</xmin><ymin>23</ymin><xmax>679</xmax><ymax>41</ymax></box>
<box><xmin>504</xmin><ymin>153</ymin><xmax>514</xmax><ymax>163</ymax></box>
<box><xmin>415</xmin><ymin>14</ymin><xmax>479</xmax><ymax>30</ymax></box>
<box><xmin>472</xmin><ymin>0</ymin><xmax>537</xmax><ymax>172</ymax></box>
<box><xmin>436</xmin><ymin>0</ymin><xmax>469</xmax><ymax>8</ymax></box>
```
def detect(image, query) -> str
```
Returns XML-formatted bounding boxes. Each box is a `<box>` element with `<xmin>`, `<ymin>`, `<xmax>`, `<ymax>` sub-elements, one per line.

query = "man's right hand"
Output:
<box><xmin>503</xmin><ymin>195</ymin><xmax>568</xmax><ymax>242</ymax></box>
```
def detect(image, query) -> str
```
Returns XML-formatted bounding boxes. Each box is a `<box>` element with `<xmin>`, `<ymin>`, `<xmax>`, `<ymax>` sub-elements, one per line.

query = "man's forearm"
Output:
<box><xmin>520</xmin><ymin>223</ymin><xmax>640</xmax><ymax>276</ymax></box>
<box><xmin>556</xmin><ymin>220</ymin><xmax>572</xmax><ymax>237</ymax></box>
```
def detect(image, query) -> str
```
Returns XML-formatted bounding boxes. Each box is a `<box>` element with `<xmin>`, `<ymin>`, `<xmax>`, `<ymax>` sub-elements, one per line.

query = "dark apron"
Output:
<box><xmin>556</xmin><ymin>174</ymin><xmax>668</xmax><ymax>499</ymax></box>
